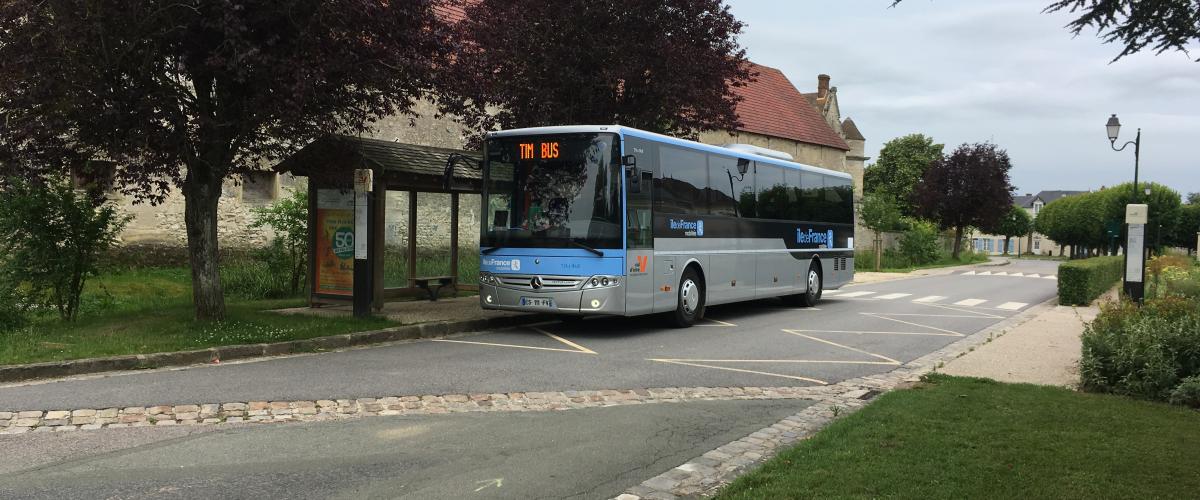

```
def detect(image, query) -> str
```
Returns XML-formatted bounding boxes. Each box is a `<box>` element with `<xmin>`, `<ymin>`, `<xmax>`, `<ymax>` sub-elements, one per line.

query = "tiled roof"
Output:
<box><xmin>434</xmin><ymin>3</ymin><xmax>469</xmax><ymax>24</ymax></box>
<box><xmin>732</xmin><ymin>63</ymin><xmax>849</xmax><ymax>151</ymax></box>
<box><xmin>1013</xmin><ymin>194</ymin><xmax>1036</xmax><ymax>208</ymax></box>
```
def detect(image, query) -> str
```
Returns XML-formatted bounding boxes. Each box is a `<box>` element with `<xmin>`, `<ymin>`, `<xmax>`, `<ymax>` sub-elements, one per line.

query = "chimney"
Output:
<box><xmin>817</xmin><ymin>74</ymin><xmax>830</xmax><ymax>99</ymax></box>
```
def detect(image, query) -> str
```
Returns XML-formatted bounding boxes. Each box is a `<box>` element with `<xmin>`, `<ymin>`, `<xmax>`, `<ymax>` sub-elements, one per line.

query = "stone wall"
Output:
<box><xmin>381</xmin><ymin>191</ymin><xmax>481</xmax><ymax>250</ymax></box>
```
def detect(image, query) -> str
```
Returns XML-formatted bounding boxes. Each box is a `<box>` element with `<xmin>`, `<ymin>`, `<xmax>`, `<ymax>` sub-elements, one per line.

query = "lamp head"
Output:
<box><xmin>1144</xmin><ymin>187</ymin><xmax>1152</xmax><ymax>196</ymax></box>
<box><xmin>1106</xmin><ymin>114</ymin><xmax>1121</xmax><ymax>143</ymax></box>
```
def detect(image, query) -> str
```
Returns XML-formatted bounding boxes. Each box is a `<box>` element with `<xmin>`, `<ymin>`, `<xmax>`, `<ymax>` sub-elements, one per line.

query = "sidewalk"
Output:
<box><xmin>851</xmin><ymin>256</ymin><xmax>1010</xmax><ymax>285</ymax></box>
<box><xmin>941</xmin><ymin>287</ymin><xmax>1117</xmax><ymax>386</ymax></box>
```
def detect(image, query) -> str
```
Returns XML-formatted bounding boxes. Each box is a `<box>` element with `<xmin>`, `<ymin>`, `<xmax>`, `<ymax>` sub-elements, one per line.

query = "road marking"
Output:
<box><xmin>789</xmin><ymin>329</ymin><xmax>961</xmax><ymax>337</ymax></box>
<box><xmin>697</xmin><ymin>318</ymin><xmax>738</xmax><ymax>327</ymax></box>
<box><xmin>863</xmin><ymin>313</ymin><xmax>964</xmax><ymax>336</ymax></box>
<box><xmin>836</xmin><ymin>291</ymin><xmax>876</xmax><ymax>298</ymax></box>
<box><xmin>978</xmin><ymin>271</ymin><xmax>992</xmax><ymax>275</ymax></box>
<box><xmin>993</xmin><ymin>271</ymin><xmax>1008</xmax><ymax>276</ymax></box>
<box><xmin>1026</xmin><ymin>273</ymin><xmax>1040</xmax><ymax>278</ymax></box>
<box><xmin>782</xmin><ymin>330</ymin><xmax>902</xmax><ymax>364</ymax></box>
<box><xmin>1010</xmin><ymin>272</ymin><xmax>1024</xmax><ymax>277</ymax></box>
<box><xmin>953</xmin><ymin>298</ymin><xmax>987</xmax><ymax>307</ymax></box>
<box><xmin>913</xmin><ymin>295</ymin><xmax>946</xmax><ymax>303</ymax></box>
<box><xmin>914</xmin><ymin>302</ymin><xmax>1004</xmax><ymax>319</ymax></box>
<box><xmin>475</xmin><ymin>478</ymin><xmax>504</xmax><ymax>492</ymax></box>
<box><xmin>534</xmin><ymin>327</ymin><xmax>598</xmax><ymax>354</ymax></box>
<box><xmin>997</xmin><ymin>301</ymin><xmax>1027</xmax><ymax>310</ymax></box>
<box><xmin>875</xmin><ymin>293</ymin><xmax>912</xmax><ymax>300</ymax></box>
<box><xmin>822</xmin><ymin>289</ymin><xmax>842</xmax><ymax>295</ymax></box>
<box><xmin>961</xmin><ymin>271</ymin><xmax>976</xmax><ymax>275</ymax></box>
<box><xmin>649</xmin><ymin>359</ymin><xmax>827</xmax><ymax>384</ymax></box>
<box><xmin>434</xmin><ymin>327</ymin><xmax>596</xmax><ymax>355</ymax></box>
<box><xmin>655</xmin><ymin>358</ymin><xmax>898</xmax><ymax>365</ymax></box>
<box><xmin>1043</xmin><ymin>275</ymin><xmax>1057</xmax><ymax>280</ymax></box>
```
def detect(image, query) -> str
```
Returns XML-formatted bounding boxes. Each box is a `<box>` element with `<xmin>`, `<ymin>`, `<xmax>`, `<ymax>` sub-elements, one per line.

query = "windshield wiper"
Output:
<box><xmin>571</xmin><ymin>241</ymin><xmax>604</xmax><ymax>257</ymax></box>
<box><xmin>481</xmin><ymin>246</ymin><xmax>504</xmax><ymax>255</ymax></box>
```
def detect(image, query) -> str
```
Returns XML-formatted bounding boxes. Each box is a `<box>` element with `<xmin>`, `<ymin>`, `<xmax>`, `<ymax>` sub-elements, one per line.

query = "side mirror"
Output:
<box><xmin>628</xmin><ymin>166</ymin><xmax>641</xmax><ymax>193</ymax></box>
<box><xmin>622</xmin><ymin>155</ymin><xmax>637</xmax><ymax>167</ymax></box>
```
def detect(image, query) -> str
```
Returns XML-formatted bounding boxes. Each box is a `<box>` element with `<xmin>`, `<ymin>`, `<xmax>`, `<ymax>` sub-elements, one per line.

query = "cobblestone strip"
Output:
<box><xmin>0</xmin><ymin>386</ymin><xmax>844</xmax><ymax>435</ymax></box>
<box><xmin>615</xmin><ymin>298</ymin><xmax>1055</xmax><ymax>500</ymax></box>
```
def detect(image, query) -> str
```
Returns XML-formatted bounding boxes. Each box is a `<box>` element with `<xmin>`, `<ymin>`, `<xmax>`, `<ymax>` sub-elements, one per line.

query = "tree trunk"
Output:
<box><xmin>952</xmin><ymin>225</ymin><xmax>964</xmax><ymax>260</ymax></box>
<box><xmin>1003</xmin><ymin>236</ymin><xmax>1011</xmax><ymax>256</ymax></box>
<box><xmin>183</xmin><ymin>163</ymin><xmax>226</xmax><ymax>321</ymax></box>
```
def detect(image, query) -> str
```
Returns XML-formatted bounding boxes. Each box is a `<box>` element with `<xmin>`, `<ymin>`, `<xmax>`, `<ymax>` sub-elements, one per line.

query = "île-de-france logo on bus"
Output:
<box><xmin>797</xmin><ymin>228</ymin><xmax>835</xmax><ymax>247</ymax></box>
<box><xmin>482</xmin><ymin>257</ymin><xmax>521</xmax><ymax>272</ymax></box>
<box><xmin>668</xmin><ymin>218</ymin><xmax>704</xmax><ymax>237</ymax></box>
<box><xmin>630</xmin><ymin>255</ymin><xmax>649</xmax><ymax>274</ymax></box>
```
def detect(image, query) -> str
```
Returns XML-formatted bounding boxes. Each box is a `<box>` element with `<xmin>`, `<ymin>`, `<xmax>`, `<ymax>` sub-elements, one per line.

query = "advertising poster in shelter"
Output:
<box><xmin>315</xmin><ymin>189</ymin><xmax>355</xmax><ymax>296</ymax></box>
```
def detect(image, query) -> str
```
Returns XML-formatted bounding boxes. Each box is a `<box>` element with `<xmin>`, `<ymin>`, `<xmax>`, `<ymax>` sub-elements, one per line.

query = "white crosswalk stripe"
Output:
<box><xmin>977</xmin><ymin>271</ymin><xmax>992</xmax><ymax>275</ymax></box>
<box><xmin>875</xmin><ymin>293</ymin><xmax>912</xmax><ymax>300</ymax></box>
<box><xmin>837</xmin><ymin>291</ymin><xmax>876</xmax><ymax>298</ymax></box>
<box><xmin>1043</xmin><ymin>275</ymin><xmax>1057</xmax><ymax>280</ymax></box>
<box><xmin>1027</xmin><ymin>274</ymin><xmax>1040</xmax><ymax>278</ymax></box>
<box><xmin>997</xmin><ymin>302</ymin><xmax>1027</xmax><ymax>310</ymax></box>
<box><xmin>913</xmin><ymin>295</ymin><xmax>946</xmax><ymax>303</ymax></box>
<box><xmin>822</xmin><ymin>289</ymin><xmax>842</xmax><ymax>295</ymax></box>
<box><xmin>953</xmin><ymin>298</ymin><xmax>987</xmax><ymax>307</ymax></box>
<box><xmin>993</xmin><ymin>271</ymin><xmax>1008</xmax><ymax>276</ymax></box>
<box><xmin>962</xmin><ymin>271</ymin><xmax>976</xmax><ymax>275</ymax></box>
<box><xmin>1010</xmin><ymin>272</ymin><xmax>1024</xmax><ymax>277</ymax></box>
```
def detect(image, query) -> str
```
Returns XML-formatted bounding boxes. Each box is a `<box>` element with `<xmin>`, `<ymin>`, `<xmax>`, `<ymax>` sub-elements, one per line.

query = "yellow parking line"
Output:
<box><xmin>781</xmin><ymin>330</ymin><xmax>902</xmax><ymax>365</ymax></box>
<box><xmin>649</xmin><ymin>359</ymin><xmax>827</xmax><ymax>384</ymax></box>
<box><xmin>532</xmin><ymin>327</ymin><xmax>597</xmax><ymax>354</ymax></box>
<box><xmin>786</xmin><ymin>329</ymin><xmax>961</xmax><ymax>337</ymax></box>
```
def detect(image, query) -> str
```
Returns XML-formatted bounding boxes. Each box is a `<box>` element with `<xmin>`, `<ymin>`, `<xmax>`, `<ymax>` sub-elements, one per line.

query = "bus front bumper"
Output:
<box><xmin>479</xmin><ymin>283</ymin><xmax>625</xmax><ymax>315</ymax></box>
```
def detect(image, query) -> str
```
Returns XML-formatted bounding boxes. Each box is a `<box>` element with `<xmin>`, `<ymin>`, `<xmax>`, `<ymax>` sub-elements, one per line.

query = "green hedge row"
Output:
<box><xmin>1058</xmin><ymin>256</ymin><xmax>1123</xmax><ymax>305</ymax></box>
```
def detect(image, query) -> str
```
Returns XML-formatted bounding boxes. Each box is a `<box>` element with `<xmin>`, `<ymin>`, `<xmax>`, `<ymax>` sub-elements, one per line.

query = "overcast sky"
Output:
<box><xmin>727</xmin><ymin>0</ymin><xmax>1199</xmax><ymax>197</ymax></box>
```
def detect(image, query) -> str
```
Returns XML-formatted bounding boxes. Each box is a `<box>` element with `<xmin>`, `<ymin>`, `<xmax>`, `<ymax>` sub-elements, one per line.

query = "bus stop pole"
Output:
<box><xmin>353</xmin><ymin>169</ymin><xmax>374</xmax><ymax>317</ymax></box>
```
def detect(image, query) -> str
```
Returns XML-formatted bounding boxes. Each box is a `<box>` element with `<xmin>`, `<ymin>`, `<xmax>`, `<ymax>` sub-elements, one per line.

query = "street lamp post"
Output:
<box><xmin>1107</xmin><ymin>114</ymin><xmax>1147</xmax><ymax>304</ymax></box>
<box><xmin>1107</xmin><ymin>114</ymin><xmax>1141</xmax><ymax>201</ymax></box>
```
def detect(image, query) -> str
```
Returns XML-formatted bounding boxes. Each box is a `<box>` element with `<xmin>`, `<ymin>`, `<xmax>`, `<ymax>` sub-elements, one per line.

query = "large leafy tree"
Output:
<box><xmin>915</xmin><ymin>143</ymin><xmax>1014</xmax><ymax>259</ymax></box>
<box><xmin>863</xmin><ymin>134</ymin><xmax>943</xmax><ymax>217</ymax></box>
<box><xmin>437</xmin><ymin>0</ymin><xmax>752</xmax><ymax>144</ymax></box>
<box><xmin>990</xmin><ymin>205</ymin><xmax>1034</xmax><ymax>255</ymax></box>
<box><xmin>0</xmin><ymin>1</ymin><xmax>449</xmax><ymax>320</ymax></box>
<box><xmin>1044</xmin><ymin>0</ymin><xmax>1200</xmax><ymax>62</ymax></box>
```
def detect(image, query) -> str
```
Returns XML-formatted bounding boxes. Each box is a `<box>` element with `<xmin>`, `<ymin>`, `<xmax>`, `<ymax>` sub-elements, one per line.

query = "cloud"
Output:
<box><xmin>727</xmin><ymin>0</ymin><xmax>1199</xmax><ymax>195</ymax></box>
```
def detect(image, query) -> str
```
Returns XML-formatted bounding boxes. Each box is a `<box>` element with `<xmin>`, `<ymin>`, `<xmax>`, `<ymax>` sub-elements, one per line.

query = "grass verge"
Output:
<box><xmin>716</xmin><ymin>374</ymin><xmax>1200</xmax><ymax>499</ymax></box>
<box><xmin>0</xmin><ymin>268</ymin><xmax>394</xmax><ymax>366</ymax></box>
<box><xmin>855</xmin><ymin>251</ymin><xmax>991</xmax><ymax>273</ymax></box>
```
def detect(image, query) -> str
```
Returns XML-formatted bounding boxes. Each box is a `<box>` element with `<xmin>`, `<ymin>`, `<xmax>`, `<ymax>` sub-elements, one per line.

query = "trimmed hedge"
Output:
<box><xmin>1058</xmin><ymin>256</ymin><xmax>1123</xmax><ymax>305</ymax></box>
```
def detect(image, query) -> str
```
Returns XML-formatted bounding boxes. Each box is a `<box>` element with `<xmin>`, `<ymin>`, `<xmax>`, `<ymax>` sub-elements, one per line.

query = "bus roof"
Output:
<box><xmin>486</xmin><ymin>125</ymin><xmax>852</xmax><ymax>180</ymax></box>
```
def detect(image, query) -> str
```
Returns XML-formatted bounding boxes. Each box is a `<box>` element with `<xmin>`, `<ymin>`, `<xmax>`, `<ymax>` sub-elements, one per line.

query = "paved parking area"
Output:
<box><xmin>0</xmin><ymin>261</ymin><xmax>1059</xmax><ymax>411</ymax></box>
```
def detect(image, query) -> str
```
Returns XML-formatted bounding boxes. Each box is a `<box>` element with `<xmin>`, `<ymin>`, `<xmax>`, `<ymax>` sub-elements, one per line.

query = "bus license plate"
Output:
<box><xmin>520</xmin><ymin>297</ymin><xmax>555</xmax><ymax>308</ymax></box>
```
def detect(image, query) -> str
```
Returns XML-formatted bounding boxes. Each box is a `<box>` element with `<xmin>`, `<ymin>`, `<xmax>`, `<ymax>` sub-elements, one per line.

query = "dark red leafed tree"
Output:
<box><xmin>0</xmin><ymin>1</ymin><xmax>449</xmax><ymax>320</ymax></box>
<box><xmin>437</xmin><ymin>0</ymin><xmax>753</xmax><ymax>144</ymax></box>
<box><xmin>914</xmin><ymin>143</ymin><xmax>1015</xmax><ymax>259</ymax></box>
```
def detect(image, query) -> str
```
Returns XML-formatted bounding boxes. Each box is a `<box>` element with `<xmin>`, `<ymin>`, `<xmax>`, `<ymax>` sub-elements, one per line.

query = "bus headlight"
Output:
<box><xmin>582</xmin><ymin>275</ymin><xmax>620</xmax><ymax>289</ymax></box>
<box><xmin>480</xmin><ymin>273</ymin><xmax>499</xmax><ymax>286</ymax></box>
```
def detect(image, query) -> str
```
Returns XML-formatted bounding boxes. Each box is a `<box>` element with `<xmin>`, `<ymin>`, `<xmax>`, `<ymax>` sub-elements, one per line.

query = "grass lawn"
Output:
<box><xmin>0</xmin><ymin>268</ymin><xmax>394</xmax><ymax>366</ymax></box>
<box><xmin>716</xmin><ymin>374</ymin><xmax>1200</xmax><ymax>499</ymax></box>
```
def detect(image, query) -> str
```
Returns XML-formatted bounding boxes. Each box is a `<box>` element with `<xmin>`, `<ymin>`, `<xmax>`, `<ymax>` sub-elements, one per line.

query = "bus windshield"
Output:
<box><xmin>483</xmin><ymin>133</ymin><xmax>622</xmax><ymax>250</ymax></box>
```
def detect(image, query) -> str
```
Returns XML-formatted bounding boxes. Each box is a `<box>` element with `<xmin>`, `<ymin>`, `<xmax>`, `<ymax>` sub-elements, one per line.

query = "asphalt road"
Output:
<box><xmin>0</xmin><ymin>260</ymin><xmax>1060</xmax><ymax>411</ymax></box>
<box><xmin>0</xmin><ymin>399</ymin><xmax>811</xmax><ymax>499</ymax></box>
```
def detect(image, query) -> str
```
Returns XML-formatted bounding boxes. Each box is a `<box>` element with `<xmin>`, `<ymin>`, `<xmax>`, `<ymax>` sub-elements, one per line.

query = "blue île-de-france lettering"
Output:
<box><xmin>669</xmin><ymin>218</ymin><xmax>703</xmax><ymax>237</ymax></box>
<box><xmin>796</xmin><ymin>228</ymin><xmax>835</xmax><ymax>245</ymax></box>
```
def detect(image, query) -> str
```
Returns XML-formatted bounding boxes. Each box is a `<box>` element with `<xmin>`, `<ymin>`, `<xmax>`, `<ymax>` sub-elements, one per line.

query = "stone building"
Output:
<box><xmin>968</xmin><ymin>190</ymin><xmax>1087</xmax><ymax>256</ymax></box>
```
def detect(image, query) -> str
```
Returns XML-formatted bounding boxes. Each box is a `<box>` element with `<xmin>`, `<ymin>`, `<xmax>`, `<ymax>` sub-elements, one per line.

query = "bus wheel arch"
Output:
<box><xmin>672</xmin><ymin>263</ymin><xmax>707</xmax><ymax>327</ymax></box>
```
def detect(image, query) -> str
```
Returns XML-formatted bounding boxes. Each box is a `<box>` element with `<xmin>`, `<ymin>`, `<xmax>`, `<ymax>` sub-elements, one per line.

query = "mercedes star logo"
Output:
<box><xmin>530</xmin><ymin>276</ymin><xmax>543</xmax><ymax>289</ymax></box>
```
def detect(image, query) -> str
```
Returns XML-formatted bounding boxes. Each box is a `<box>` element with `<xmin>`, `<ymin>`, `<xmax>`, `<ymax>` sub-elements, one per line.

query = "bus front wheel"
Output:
<box><xmin>672</xmin><ymin>268</ymin><xmax>705</xmax><ymax>327</ymax></box>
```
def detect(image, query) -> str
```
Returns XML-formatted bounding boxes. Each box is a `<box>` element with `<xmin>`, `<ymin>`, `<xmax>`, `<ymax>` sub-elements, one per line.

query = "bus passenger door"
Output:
<box><xmin>624</xmin><ymin>136</ymin><xmax>656</xmax><ymax>315</ymax></box>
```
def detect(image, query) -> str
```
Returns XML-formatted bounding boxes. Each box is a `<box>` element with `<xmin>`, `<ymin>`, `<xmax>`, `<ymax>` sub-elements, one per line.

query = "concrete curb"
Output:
<box><xmin>0</xmin><ymin>314</ymin><xmax>544</xmax><ymax>384</ymax></box>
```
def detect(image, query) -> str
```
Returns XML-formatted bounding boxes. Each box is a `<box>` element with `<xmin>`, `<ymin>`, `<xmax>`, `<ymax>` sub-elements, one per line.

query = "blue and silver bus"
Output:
<box><xmin>478</xmin><ymin>125</ymin><xmax>854</xmax><ymax>327</ymax></box>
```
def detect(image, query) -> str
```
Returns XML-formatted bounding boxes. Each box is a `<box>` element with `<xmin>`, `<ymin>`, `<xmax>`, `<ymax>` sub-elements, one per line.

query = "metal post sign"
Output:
<box><xmin>1124</xmin><ymin>203</ymin><xmax>1147</xmax><ymax>304</ymax></box>
<box><xmin>352</xmin><ymin>169</ymin><xmax>374</xmax><ymax>317</ymax></box>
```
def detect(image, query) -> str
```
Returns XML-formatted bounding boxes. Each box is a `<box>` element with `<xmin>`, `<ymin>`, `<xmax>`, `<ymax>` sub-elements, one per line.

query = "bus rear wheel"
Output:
<box><xmin>798</xmin><ymin>265</ymin><xmax>822</xmax><ymax>307</ymax></box>
<box><xmin>672</xmin><ymin>268</ymin><xmax>705</xmax><ymax>327</ymax></box>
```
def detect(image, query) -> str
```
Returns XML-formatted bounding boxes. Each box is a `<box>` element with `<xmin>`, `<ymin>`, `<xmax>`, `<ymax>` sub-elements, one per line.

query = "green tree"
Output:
<box><xmin>1168</xmin><ymin>204</ymin><xmax>1200</xmax><ymax>255</ymax></box>
<box><xmin>250</xmin><ymin>189</ymin><xmax>309</xmax><ymax>296</ymax></box>
<box><xmin>864</xmin><ymin>134</ymin><xmax>944</xmax><ymax>216</ymax></box>
<box><xmin>0</xmin><ymin>176</ymin><xmax>129</xmax><ymax>321</ymax></box>
<box><xmin>857</xmin><ymin>192</ymin><xmax>904</xmax><ymax>270</ymax></box>
<box><xmin>1100</xmin><ymin>182</ymin><xmax>1182</xmax><ymax>253</ymax></box>
<box><xmin>1044</xmin><ymin>0</ymin><xmax>1200</xmax><ymax>62</ymax></box>
<box><xmin>0</xmin><ymin>1</ymin><xmax>448</xmax><ymax>321</ymax></box>
<box><xmin>991</xmin><ymin>205</ymin><xmax>1034</xmax><ymax>255</ymax></box>
<box><xmin>915</xmin><ymin>143</ymin><xmax>1014</xmax><ymax>259</ymax></box>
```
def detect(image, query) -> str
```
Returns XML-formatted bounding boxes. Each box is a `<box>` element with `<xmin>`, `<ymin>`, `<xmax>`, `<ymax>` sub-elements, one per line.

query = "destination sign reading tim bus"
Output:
<box><xmin>518</xmin><ymin>141</ymin><xmax>560</xmax><ymax>160</ymax></box>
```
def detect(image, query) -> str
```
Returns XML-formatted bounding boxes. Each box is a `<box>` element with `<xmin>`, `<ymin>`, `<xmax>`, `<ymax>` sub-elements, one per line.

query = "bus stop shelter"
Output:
<box><xmin>274</xmin><ymin>135</ymin><xmax>482</xmax><ymax>310</ymax></box>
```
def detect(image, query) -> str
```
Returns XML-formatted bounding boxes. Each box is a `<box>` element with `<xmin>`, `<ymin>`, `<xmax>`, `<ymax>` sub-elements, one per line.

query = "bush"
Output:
<box><xmin>1080</xmin><ymin>296</ymin><xmax>1200</xmax><ymax>402</ymax></box>
<box><xmin>0</xmin><ymin>176</ymin><xmax>129</xmax><ymax>320</ymax></box>
<box><xmin>898</xmin><ymin>219</ymin><xmax>941</xmax><ymax>265</ymax></box>
<box><xmin>250</xmin><ymin>189</ymin><xmax>308</xmax><ymax>295</ymax></box>
<box><xmin>1148</xmin><ymin>255</ymin><xmax>1200</xmax><ymax>300</ymax></box>
<box><xmin>1169</xmin><ymin>376</ymin><xmax>1200</xmax><ymax>408</ymax></box>
<box><xmin>1057</xmin><ymin>255</ymin><xmax>1123</xmax><ymax>306</ymax></box>
<box><xmin>0</xmin><ymin>287</ymin><xmax>28</xmax><ymax>332</ymax></box>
